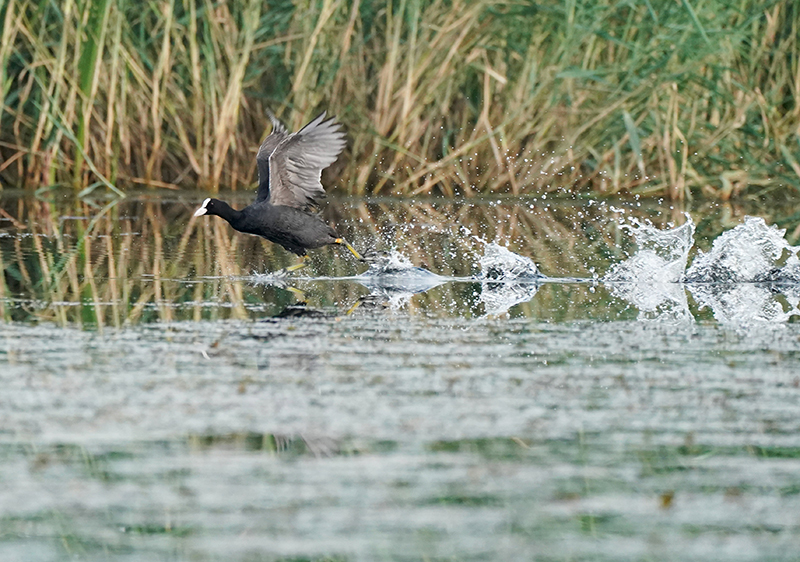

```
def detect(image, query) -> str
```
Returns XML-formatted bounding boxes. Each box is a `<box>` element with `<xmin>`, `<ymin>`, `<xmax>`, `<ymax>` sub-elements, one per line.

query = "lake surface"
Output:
<box><xmin>2</xmin><ymin>191</ymin><xmax>800</xmax><ymax>561</ymax></box>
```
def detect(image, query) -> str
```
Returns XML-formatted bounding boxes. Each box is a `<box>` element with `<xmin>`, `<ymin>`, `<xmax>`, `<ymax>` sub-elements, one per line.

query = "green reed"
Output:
<box><xmin>0</xmin><ymin>0</ymin><xmax>798</xmax><ymax>199</ymax></box>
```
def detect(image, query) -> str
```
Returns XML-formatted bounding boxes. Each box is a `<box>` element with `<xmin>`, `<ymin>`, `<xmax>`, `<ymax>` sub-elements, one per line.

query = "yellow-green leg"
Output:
<box><xmin>335</xmin><ymin>238</ymin><xmax>362</xmax><ymax>260</ymax></box>
<box><xmin>286</xmin><ymin>286</ymin><xmax>307</xmax><ymax>303</ymax></box>
<box><xmin>285</xmin><ymin>255</ymin><xmax>308</xmax><ymax>272</ymax></box>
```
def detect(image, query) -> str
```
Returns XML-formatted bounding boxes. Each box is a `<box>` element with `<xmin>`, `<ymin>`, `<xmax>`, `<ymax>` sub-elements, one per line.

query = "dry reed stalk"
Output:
<box><xmin>3</xmin><ymin>1</ymin><xmax>798</xmax><ymax>199</ymax></box>
<box><xmin>210</xmin><ymin>0</ymin><xmax>260</xmax><ymax>185</ymax></box>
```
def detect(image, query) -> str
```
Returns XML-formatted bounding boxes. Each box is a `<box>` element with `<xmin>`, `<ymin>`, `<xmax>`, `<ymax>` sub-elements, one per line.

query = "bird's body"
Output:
<box><xmin>194</xmin><ymin>111</ymin><xmax>360</xmax><ymax>262</ymax></box>
<box><xmin>198</xmin><ymin>198</ymin><xmax>339</xmax><ymax>256</ymax></box>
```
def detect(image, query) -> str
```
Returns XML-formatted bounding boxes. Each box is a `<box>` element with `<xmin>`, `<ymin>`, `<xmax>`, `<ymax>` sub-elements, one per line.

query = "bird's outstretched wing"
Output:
<box><xmin>267</xmin><ymin>112</ymin><xmax>346</xmax><ymax>210</ymax></box>
<box><xmin>254</xmin><ymin>110</ymin><xmax>289</xmax><ymax>203</ymax></box>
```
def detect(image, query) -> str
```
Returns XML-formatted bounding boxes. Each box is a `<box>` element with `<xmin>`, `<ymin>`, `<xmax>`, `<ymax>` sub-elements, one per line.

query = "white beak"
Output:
<box><xmin>194</xmin><ymin>198</ymin><xmax>211</xmax><ymax>217</ymax></box>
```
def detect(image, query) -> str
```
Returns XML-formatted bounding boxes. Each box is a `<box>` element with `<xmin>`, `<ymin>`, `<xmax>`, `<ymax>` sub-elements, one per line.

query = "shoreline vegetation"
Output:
<box><xmin>0</xmin><ymin>0</ymin><xmax>798</xmax><ymax>200</ymax></box>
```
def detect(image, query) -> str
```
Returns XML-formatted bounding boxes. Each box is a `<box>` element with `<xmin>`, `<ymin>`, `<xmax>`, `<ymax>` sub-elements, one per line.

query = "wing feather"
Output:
<box><xmin>267</xmin><ymin>112</ymin><xmax>347</xmax><ymax>210</ymax></box>
<box><xmin>254</xmin><ymin>110</ymin><xmax>289</xmax><ymax>202</ymax></box>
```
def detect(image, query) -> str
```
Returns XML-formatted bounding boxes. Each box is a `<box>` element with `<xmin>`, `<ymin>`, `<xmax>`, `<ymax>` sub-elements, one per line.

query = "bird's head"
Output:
<box><xmin>194</xmin><ymin>198</ymin><xmax>218</xmax><ymax>217</ymax></box>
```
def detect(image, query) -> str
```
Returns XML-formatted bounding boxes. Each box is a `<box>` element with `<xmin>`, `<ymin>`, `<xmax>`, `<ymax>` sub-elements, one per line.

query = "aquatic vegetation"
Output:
<box><xmin>0</xmin><ymin>1</ymin><xmax>798</xmax><ymax>199</ymax></box>
<box><xmin>4</xmin><ymin>318</ymin><xmax>800</xmax><ymax>560</ymax></box>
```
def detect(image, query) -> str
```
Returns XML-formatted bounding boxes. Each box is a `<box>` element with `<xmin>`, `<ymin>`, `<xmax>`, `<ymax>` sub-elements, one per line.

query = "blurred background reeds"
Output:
<box><xmin>0</xmin><ymin>0</ymin><xmax>798</xmax><ymax>199</ymax></box>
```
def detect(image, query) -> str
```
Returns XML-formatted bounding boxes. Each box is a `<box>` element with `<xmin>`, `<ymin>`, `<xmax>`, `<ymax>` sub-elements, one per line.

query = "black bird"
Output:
<box><xmin>194</xmin><ymin>111</ymin><xmax>361</xmax><ymax>270</ymax></box>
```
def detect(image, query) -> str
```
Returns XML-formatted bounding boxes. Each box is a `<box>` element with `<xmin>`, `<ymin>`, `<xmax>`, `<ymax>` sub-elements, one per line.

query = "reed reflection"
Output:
<box><xmin>2</xmin><ymin>193</ymin><xmax>799</xmax><ymax>325</ymax></box>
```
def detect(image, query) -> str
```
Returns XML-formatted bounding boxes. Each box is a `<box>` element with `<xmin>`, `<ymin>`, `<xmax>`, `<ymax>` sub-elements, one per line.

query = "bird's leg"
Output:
<box><xmin>345</xmin><ymin>299</ymin><xmax>362</xmax><ymax>315</ymax></box>
<box><xmin>285</xmin><ymin>255</ymin><xmax>308</xmax><ymax>272</ymax></box>
<box><xmin>335</xmin><ymin>238</ymin><xmax>363</xmax><ymax>260</ymax></box>
<box><xmin>286</xmin><ymin>286</ymin><xmax>307</xmax><ymax>303</ymax></box>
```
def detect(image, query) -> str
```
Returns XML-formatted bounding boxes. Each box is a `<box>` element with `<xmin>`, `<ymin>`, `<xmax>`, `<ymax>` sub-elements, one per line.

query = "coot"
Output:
<box><xmin>194</xmin><ymin>111</ymin><xmax>361</xmax><ymax>268</ymax></box>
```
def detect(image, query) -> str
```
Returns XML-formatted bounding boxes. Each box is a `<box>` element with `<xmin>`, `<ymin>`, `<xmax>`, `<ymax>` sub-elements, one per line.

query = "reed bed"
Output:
<box><xmin>8</xmin><ymin>1</ymin><xmax>800</xmax><ymax>195</ymax></box>
<box><xmin>1</xmin><ymin>0</ymin><xmax>798</xmax><ymax>199</ymax></box>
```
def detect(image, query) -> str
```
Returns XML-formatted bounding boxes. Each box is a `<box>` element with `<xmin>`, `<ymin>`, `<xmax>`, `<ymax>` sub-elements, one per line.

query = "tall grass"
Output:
<box><xmin>0</xmin><ymin>0</ymin><xmax>798</xmax><ymax>199</ymax></box>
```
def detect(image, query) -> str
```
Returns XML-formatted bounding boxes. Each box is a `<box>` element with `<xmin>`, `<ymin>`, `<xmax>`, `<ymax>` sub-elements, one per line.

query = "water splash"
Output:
<box><xmin>247</xmin><ymin>270</ymin><xmax>294</xmax><ymax>288</ymax></box>
<box><xmin>360</xmin><ymin>249</ymin><xmax>419</xmax><ymax>275</ymax></box>
<box><xmin>356</xmin><ymin>250</ymin><xmax>444</xmax><ymax>309</ymax></box>
<box><xmin>611</xmin><ymin>281</ymin><xmax>692</xmax><ymax>323</ymax></box>
<box><xmin>602</xmin><ymin>215</ymin><xmax>800</xmax><ymax>325</ymax></box>
<box><xmin>603</xmin><ymin>218</ymin><xmax>695</xmax><ymax>322</ymax></box>
<box><xmin>352</xmin><ymin>290</ymin><xmax>416</xmax><ymax>312</ymax></box>
<box><xmin>685</xmin><ymin>216</ymin><xmax>800</xmax><ymax>283</ymax></box>
<box><xmin>478</xmin><ymin>242</ymin><xmax>540</xmax><ymax>281</ymax></box>
<box><xmin>473</xmin><ymin>242</ymin><xmax>541</xmax><ymax>315</ymax></box>
<box><xmin>479</xmin><ymin>282</ymin><xmax>540</xmax><ymax>317</ymax></box>
<box><xmin>688</xmin><ymin>284</ymin><xmax>800</xmax><ymax>326</ymax></box>
<box><xmin>604</xmin><ymin>217</ymin><xmax>695</xmax><ymax>284</ymax></box>
<box><xmin>212</xmin><ymin>214</ymin><xmax>800</xmax><ymax>321</ymax></box>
